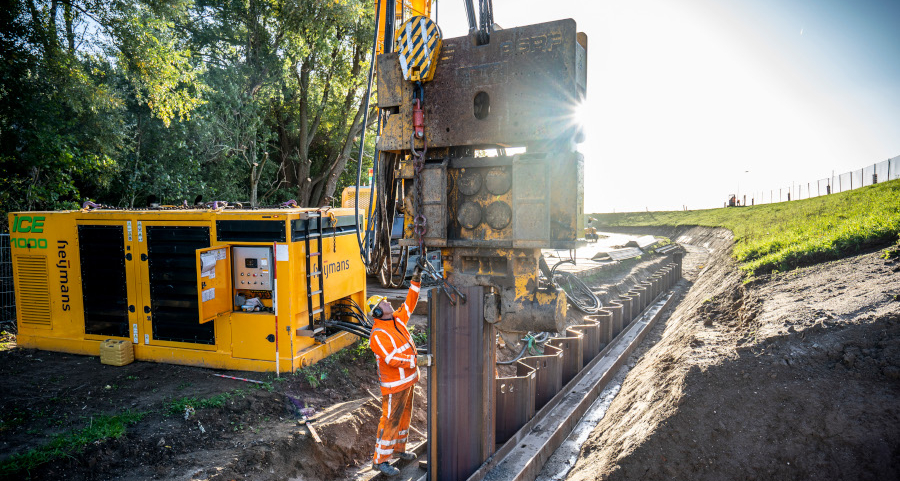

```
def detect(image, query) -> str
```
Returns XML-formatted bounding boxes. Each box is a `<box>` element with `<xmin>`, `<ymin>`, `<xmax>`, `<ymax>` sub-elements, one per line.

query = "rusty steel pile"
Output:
<box><xmin>492</xmin><ymin>256</ymin><xmax>684</xmax><ymax>444</ymax></box>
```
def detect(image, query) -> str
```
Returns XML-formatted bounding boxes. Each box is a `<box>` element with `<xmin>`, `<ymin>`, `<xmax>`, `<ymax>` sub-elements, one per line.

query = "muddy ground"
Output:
<box><xmin>567</xmin><ymin>228</ymin><xmax>900</xmax><ymax>481</ymax></box>
<box><xmin>0</xmin><ymin>312</ymin><xmax>429</xmax><ymax>481</ymax></box>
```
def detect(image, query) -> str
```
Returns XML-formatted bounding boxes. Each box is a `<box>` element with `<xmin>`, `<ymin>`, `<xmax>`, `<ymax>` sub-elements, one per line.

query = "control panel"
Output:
<box><xmin>232</xmin><ymin>246</ymin><xmax>273</xmax><ymax>291</ymax></box>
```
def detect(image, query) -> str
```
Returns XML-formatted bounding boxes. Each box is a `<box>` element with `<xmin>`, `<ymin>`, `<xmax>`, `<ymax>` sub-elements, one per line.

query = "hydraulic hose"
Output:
<box><xmin>325</xmin><ymin>321</ymin><xmax>372</xmax><ymax>339</ymax></box>
<box><xmin>554</xmin><ymin>269</ymin><xmax>603</xmax><ymax>314</ymax></box>
<box><xmin>496</xmin><ymin>332</ymin><xmax>552</xmax><ymax>365</ymax></box>
<box><xmin>354</xmin><ymin>0</ymin><xmax>382</xmax><ymax>268</ymax></box>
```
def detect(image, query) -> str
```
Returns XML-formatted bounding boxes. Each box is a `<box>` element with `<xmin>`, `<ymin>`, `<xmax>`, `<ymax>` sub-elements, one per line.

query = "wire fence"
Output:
<box><xmin>736</xmin><ymin>155</ymin><xmax>900</xmax><ymax>206</ymax></box>
<box><xmin>0</xmin><ymin>234</ymin><xmax>15</xmax><ymax>333</ymax></box>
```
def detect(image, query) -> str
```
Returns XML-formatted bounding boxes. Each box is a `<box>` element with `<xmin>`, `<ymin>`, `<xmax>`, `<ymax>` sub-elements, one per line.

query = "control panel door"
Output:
<box><xmin>195</xmin><ymin>246</ymin><xmax>232</xmax><ymax>324</ymax></box>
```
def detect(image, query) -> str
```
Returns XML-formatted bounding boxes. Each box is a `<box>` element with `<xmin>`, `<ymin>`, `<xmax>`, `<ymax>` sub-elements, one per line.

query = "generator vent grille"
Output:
<box><xmin>15</xmin><ymin>256</ymin><xmax>51</xmax><ymax>328</ymax></box>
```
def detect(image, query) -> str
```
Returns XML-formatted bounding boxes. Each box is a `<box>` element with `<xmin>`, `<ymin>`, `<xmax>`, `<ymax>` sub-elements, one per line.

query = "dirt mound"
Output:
<box><xmin>198</xmin><ymin>397</ymin><xmax>383</xmax><ymax>480</ymax></box>
<box><xmin>567</xmin><ymin>231</ymin><xmax>900</xmax><ymax>481</ymax></box>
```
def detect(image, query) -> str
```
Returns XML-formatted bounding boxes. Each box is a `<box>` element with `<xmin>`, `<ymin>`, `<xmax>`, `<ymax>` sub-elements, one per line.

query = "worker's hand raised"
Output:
<box><xmin>412</xmin><ymin>257</ymin><xmax>426</xmax><ymax>283</ymax></box>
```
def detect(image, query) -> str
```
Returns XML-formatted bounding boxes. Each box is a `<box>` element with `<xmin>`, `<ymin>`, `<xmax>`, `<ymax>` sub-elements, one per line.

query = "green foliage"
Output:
<box><xmin>0</xmin><ymin>410</ymin><xmax>146</xmax><ymax>476</ymax></box>
<box><xmin>0</xmin><ymin>0</ymin><xmax>376</xmax><ymax>226</ymax></box>
<box><xmin>166</xmin><ymin>390</ymin><xmax>241</xmax><ymax>415</ymax></box>
<box><xmin>408</xmin><ymin>325</ymin><xmax>428</xmax><ymax>346</ymax></box>
<box><xmin>882</xmin><ymin>236</ymin><xmax>900</xmax><ymax>260</ymax></box>
<box><xmin>592</xmin><ymin>180</ymin><xmax>900</xmax><ymax>276</ymax></box>
<box><xmin>295</xmin><ymin>339</ymin><xmax>372</xmax><ymax>389</ymax></box>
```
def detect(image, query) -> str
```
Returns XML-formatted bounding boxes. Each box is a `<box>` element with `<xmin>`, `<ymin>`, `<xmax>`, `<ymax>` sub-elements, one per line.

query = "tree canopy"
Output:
<box><xmin>0</xmin><ymin>0</ymin><xmax>376</xmax><ymax>224</ymax></box>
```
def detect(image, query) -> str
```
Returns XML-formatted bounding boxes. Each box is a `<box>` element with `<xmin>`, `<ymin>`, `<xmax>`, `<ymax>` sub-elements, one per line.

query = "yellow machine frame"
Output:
<box><xmin>8</xmin><ymin>207</ymin><xmax>367</xmax><ymax>372</ymax></box>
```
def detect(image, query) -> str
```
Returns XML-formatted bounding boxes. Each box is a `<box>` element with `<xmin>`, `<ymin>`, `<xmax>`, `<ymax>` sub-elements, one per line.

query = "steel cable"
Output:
<box><xmin>549</xmin><ymin>259</ymin><xmax>603</xmax><ymax>314</ymax></box>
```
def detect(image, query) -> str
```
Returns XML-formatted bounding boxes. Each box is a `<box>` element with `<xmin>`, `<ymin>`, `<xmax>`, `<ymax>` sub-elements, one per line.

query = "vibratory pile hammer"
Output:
<box><xmin>369</xmin><ymin>1</ymin><xmax>587</xmax><ymax>478</ymax></box>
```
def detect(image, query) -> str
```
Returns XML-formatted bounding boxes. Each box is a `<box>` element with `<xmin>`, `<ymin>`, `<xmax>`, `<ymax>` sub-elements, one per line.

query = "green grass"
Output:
<box><xmin>0</xmin><ymin>331</ymin><xmax>15</xmax><ymax>352</ymax></box>
<box><xmin>592</xmin><ymin>179</ymin><xmax>900</xmax><ymax>276</ymax></box>
<box><xmin>294</xmin><ymin>339</ymin><xmax>374</xmax><ymax>388</ymax></box>
<box><xmin>166</xmin><ymin>390</ymin><xmax>245</xmax><ymax>416</ymax></box>
<box><xmin>0</xmin><ymin>411</ymin><xmax>146</xmax><ymax>476</ymax></box>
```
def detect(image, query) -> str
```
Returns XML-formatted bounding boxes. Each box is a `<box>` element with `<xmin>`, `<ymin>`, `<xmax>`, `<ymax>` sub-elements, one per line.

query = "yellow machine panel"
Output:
<box><xmin>8</xmin><ymin>207</ymin><xmax>367</xmax><ymax>373</ymax></box>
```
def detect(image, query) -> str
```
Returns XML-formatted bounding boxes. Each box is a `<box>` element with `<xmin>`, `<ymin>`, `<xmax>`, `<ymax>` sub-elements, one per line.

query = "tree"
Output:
<box><xmin>186</xmin><ymin>0</ymin><xmax>375</xmax><ymax>208</ymax></box>
<box><xmin>0</xmin><ymin>0</ymin><xmax>377</xmax><ymax>223</ymax></box>
<box><xmin>0</xmin><ymin>0</ymin><xmax>206</xmax><ymax>219</ymax></box>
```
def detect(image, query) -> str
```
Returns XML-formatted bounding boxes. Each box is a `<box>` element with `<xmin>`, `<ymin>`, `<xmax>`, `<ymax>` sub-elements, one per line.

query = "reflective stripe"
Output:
<box><xmin>410</xmin><ymin>284</ymin><xmax>420</xmax><ymax>293</ymax></box>
<box><xmin>376</xmin><ymin>436</ymin><xmax>408</xmax><ymax>447</ymax></box>
<box><xmin>398</xmin><ymin>429</ymin><xmax>409</xmax><ymax>436</ymax></box>
<box><xmin>401</xmin><ymin>303</ymin><xmax>409</xmax><ymax>315</ymax></box>
<box><xmin>376</xmin><ymin>446</ymin><xmax>394</xmax><ymax>456</ymax></box>
<box><xmin>373</xmin><ymin>328</ymin><xmax>399</xmax><ymax>350</ymax></box>
<box><xmin>379</xmin><ymin>369</ymin><xmax>419</xmax><ymax>388</ymax></box>
<box><xmin>399</xmin><ymin>367</ymin><xmax>405</xmax><ymax>378</ymax></box>
<box><xmin>372</xmin><ymin>332</ymin><xmax>390</xmax><ymax>357</ymax></box>
<box><xmin>385</xmin><ymin>341</ymin><xmax>412</xmax><ymax>363</ymax></box>
<box><xmin>419</xmin><ymin>18</ymin><xmax>430</xmax><ymax>68</ymax></box>
<box><xmin>387</xmin><ymin>393</ymin><xmax>392</xmax><ymax>418</ymax></box>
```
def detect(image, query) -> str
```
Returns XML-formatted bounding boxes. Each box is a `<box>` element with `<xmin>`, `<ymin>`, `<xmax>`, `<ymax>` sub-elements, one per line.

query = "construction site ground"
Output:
<box><xmin>1</xmin><ymin>228</ymin><xmax>898</xmax><ymax>480</ymax></box>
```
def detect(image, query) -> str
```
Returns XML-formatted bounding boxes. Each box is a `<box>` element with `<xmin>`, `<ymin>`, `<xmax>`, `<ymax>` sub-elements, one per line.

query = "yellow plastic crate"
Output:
<box><xmin>100</xmin><ymin>339</ymin><xmax>134</xmax><ymax>366</ymax></box>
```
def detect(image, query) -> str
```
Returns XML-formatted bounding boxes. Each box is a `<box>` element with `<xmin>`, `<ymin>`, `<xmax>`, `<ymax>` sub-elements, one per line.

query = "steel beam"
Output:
<box><xmin>428</xmin><ymin>286</ymin><xmax>495</xmax><ymax>481</ymax></box>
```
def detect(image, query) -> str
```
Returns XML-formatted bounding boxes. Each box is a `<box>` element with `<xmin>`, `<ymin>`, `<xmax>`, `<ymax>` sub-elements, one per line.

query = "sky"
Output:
<box><xmin>430</xmin><ymin>0</ymin><xmax>900</xmax><ymax>212</ymax></box>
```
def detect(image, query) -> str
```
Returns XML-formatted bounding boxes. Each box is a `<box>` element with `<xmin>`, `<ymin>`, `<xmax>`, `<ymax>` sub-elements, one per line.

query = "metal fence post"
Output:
<box><xmin>0</xmin><ymin>234</ymin><xmax>15</xmax><ymax>332</ymax></box>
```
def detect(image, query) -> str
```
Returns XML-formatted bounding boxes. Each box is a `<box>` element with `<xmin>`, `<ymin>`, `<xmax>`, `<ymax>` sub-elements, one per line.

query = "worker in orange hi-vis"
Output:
<box><xmin>366</xmin><ymin>258</ymin><xmax>431</xmax><ymax>477</ymax></box>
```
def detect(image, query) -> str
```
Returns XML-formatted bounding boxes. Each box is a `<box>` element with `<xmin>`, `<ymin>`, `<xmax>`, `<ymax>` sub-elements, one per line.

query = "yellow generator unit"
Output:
<box><xmin>8</xmin><ymin>207</ymin><xmax>367</xmax><ymax>372</ymax></box>
<box><xmin>341</xmin><ymin>186</ymin><xmax>376</xmax><ymax>231</ymax></box>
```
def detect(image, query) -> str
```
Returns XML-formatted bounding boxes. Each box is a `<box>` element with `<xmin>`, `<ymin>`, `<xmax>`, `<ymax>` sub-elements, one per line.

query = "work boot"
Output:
<box><xmin>374</xmin><ymin>462</ymin><xmax>400</xmax><ymax>477</ymax></box>
<box><xmin>394</xmin><ymin>451</ymin><xmax>417</xmax><ymax>461</ymax></box>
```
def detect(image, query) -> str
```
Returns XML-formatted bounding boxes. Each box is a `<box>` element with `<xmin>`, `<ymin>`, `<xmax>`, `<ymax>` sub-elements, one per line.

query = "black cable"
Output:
<box><xmin>330</xmin><ymin>303</ymin><xmax>372</xmax><ymax>328</ymax></box>
<box><xmin>346</xmin><ymin>298</ymin><xmax>372</xmax><ymax>326</ymax></box>
<box><xmin>324</xmin><ymin>320</ymin><xmax>372</xmax><ymax>338</ymax></box>
<box><xmin>497</xmin><ymin>332</ymin><xmax>552</xmax><ymax>365</ymax></box>
<box><xmin>554</xmin><ymin>269</ymin><xmax>603</xmax><ymax>314</ymax></box>
<box><xmin>330</xmin><ymin>322</ymin><xmax>371</xmax><ymax>336</ymax></box>
<box><xmin>354</xmin><ymin>0</ymin><xmax>382</xmax><ymax>268</ymax></box>
<box><xmin>477</xmin><ymin>0</ymin><xmax>494</xmax><ymax>44</ymax></box>
<box><xmin>331</xmin><ymin>325</ymin><xmax>372</xmax><ymax>339</ymax></box>
<box><xmin>332</xmin><ymin>310</ymin><xmax>367</xmax><ymax>328</ymax></box>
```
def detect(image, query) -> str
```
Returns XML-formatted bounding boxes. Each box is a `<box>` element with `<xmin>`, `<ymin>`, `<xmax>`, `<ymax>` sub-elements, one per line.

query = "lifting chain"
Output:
<box><xmin>410</xmin><ymin>142</ymin><xmax>427</xmax><ymax>256</ymax></box>
<box><xmin>408</xmin><ymin>82</ymin><xmax>465</xmax><ymax>305</ymax></box>
<box><xmin>410</xmin><ymin>82</ymin><xmax>428</xmax><ymax>257</ymax></box>
<box><xmin>420</xmin><ymin>254</ymin><xmax>466</xmax><ymax>305</ymax></box>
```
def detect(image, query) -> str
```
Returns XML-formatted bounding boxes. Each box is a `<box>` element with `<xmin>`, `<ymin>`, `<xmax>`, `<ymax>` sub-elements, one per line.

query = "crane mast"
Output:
<box><xmin>368</xmin><ymin>2</ymin><xmax>587</xmax><ymax>479</ymax></box>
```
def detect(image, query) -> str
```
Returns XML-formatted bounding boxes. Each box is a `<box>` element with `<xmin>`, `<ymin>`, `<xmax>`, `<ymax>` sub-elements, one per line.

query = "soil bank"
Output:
<box><xmin>567</xmin><ymin>227</ymin><xmax>900</xmax><ymax>481</ymax></box>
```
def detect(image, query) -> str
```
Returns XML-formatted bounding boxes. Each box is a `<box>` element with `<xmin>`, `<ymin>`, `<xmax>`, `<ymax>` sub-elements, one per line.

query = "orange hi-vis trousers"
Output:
<box><xmin>373</xmin><ymin>384</ymin><xmax>415</xmax><ymax>465</ymax></box>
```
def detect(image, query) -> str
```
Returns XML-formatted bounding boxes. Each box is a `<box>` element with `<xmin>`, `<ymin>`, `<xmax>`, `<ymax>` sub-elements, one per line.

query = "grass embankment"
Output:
<box><xmin>592</xmin><ymin>179</ymin><xmax>900</xmax><ymax>276</ymax></box>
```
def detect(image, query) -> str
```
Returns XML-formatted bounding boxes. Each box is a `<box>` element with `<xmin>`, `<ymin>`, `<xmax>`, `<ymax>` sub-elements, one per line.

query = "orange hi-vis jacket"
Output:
<box><xmin>370</xmin><ymin>281</ymin><xmax>421</xmax><ymax>395</ymax></box>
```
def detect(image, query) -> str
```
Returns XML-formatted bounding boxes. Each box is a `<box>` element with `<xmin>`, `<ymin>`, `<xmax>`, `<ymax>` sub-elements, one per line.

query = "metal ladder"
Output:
<box><xmin>304</xmin><ymin>212</ymin><xmax>326</xmax><ymax>330</ymax></box>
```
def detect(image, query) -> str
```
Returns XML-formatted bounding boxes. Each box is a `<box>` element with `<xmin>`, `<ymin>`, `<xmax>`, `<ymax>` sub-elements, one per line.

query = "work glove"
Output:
<box><xmin>411</xmin><ymin>257</ymin><xmax>425</xmax><ymax>283</ymax></box>
<box><xmin>416</xmin><ymin>354</ymin><xmax>433</xmax><ymax>367</ymax></box>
